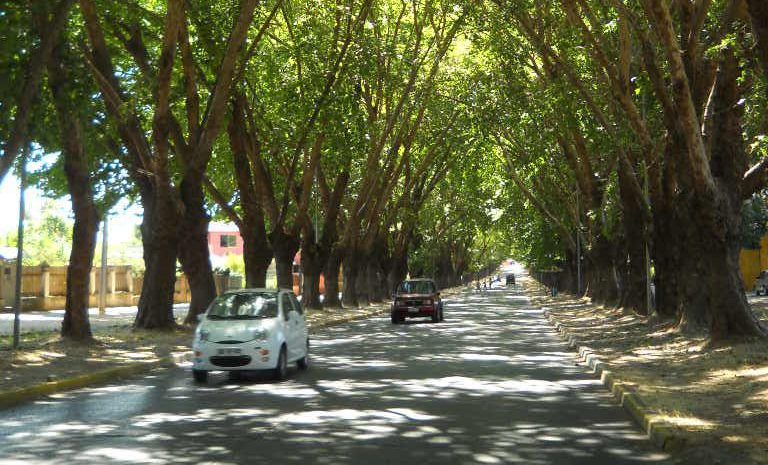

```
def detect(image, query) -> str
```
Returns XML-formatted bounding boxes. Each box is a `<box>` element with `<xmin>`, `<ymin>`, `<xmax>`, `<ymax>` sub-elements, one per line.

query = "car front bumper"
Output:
<box><xmin>192</xmin><ymin>341</ymin><xmax>278</xmax><ymax>371</ymax></box>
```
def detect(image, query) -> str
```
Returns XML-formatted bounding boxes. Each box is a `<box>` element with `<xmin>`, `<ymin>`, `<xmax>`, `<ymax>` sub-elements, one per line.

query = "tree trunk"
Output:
<box><xmin>47</xmin><ymin>35</ymin><xmax>96</xmax><ymax>341</ymax></box>
<box><xmin>617</xmin><ymin>156</ymin><xmax>649</xmax><ymax>314</ymax></box>
<box><xmin>387</xmin><ymin>249</ymin><xmax>408</xmax><ymax>296</ymax></box>
<box><xmin>135</xmin><ymin>186</ymin><xmax>179</xmax><ymax>330</ymax></box>
<box><xmin>323</xmin><ymin>247</ymin><xmax>343</xmax><ymax>308</ymax></box>
<box><xmin>271</xmin><ymin>229</ymin><xmax>300</xmax><ymax>291</ymax></box>
<box><xmin>747</xmin><ymin>0</ymin><xmax>768</xmax><ymax>93</ymax></box>
<box><xmin>650</xmin><ymin>142</ymin><xmax>682</xmax><ymax>319</ymax></box>
<box><xmin>179</xmin><ymin>174</ymin><xmax>217</xmax><ymax>325</ymax></box>
<box><xmin>674</xmin><ymin>51</ymin><xmax>765</xmax><ymax>338</ymax></box>
<box><xmin>355</xmin><ymin>264</ymin><xmax>371</xmax><ymax>307</ymax></box>
<box><xmin>342</xmin><ymin>248</ymin><xmax>360</xmax><ymax>308</ymax></box>
<box><xmin>584</xmin><ymin>236</ymin><xmax>619</xmax><ymax>305</ymax></box>
<box><xmin>228</xmin><ymin>110</ymin><xmax>272</xmax><ymax>289</ymax></box>
<box><xmin>242</xmin><ymin>228</ymin><xmax>272</xmax><ymax>288</ymax></box>
<box><xmin>301</xmin><ymin>242</ymin><xmax>323</xmax><ymax>309</ymax></box>
<box><xmin>651</xmin><ymin>209</ymin><xmax>680</xmax><ymax>318</ymax></box>
<box><xmin>62</xmin><ymin>204</ymin><xmax>98</xmax><ymax>341</ymax></box>
<box><xmin>365</xmin><ymin>259</ymin><xmax>384</xmax><ymax>303</ymax></box>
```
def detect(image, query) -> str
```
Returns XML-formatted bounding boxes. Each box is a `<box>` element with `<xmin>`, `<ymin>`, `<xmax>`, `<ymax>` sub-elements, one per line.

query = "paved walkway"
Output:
<box><xmin>0</xmin><ymin>305</ymin><xmax>190</xmax><ymax>335</ymax></box>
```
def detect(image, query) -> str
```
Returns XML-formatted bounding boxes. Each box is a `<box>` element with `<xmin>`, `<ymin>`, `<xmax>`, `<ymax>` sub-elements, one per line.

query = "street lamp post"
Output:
<box><xmin>12</xmin><ymin>147</ymin><xmax>28</xmax><ymax>349</ymax></box>
<box><xmin>576</xmin><ymin>189</ymin><xmax>582</xmax><ymax>296</ymax></box>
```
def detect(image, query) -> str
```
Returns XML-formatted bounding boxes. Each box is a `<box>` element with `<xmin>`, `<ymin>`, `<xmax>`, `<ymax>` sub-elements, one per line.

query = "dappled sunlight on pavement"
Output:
<box><xmin>0</xmin><ymin>278</ymin><xmax>674</xmax><ymax>464</ymax></box>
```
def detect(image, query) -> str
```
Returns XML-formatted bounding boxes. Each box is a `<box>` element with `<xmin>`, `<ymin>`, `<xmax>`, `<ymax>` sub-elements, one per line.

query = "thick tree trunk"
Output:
<box><xmin>650</xmin><ymin>141</ymin><xmax>682</xmax><ymax>319</ymax></box>
<box><xmin>674</xmin><ymin>51</ymin><xmax>765</xmax><ymax>338</ymax></box>
<box><xmin>301</xmin><ymin>242</ymin><xmax>323</xmax><ymax>309</ymax></box>
<box><xmin>387</xmin><ymin>249</ymin><xmax>408</xmax><ymax>296</ymax></box>
<box><xmin>61</xmin><ymin>157</ymin><xmax>98</xmax><ymax>341</ymax></box>
<box><xmin>585</xmin><ymin>237</ymin><xmax>619</xmax><ymax>305</ymax></box>
<box><xmin>323</xmin><ymin>247</ymin><xmax>343</xmax><ymax>308</ymax></box>
<box><xmin>47</xmin><ymin>36</ymin><xmax>96</xmax><ymax>341</ymax></box>
<box><xmin>617</xmin><ymin>157</ymin><xmax>649</xmax><ymax>314</ymax></box>
<box><xmin>271</xmin><ymin>230</ymin><xmax>300</xmax><ymax>291</ymax></box>
<box><xmin>62</xmin><ymin>211</ymin><xmax>98</xmax><ymax>341</ymax></box>
<box><xmin>364</xmin><ymin>239</ymin><xmax>388</xmax><ymax>302</ymax></box>
<box><xmin>674</xmin><ymin>190</ymin><xmax>763</xmax><ymax>337</ymax></box>
<box><xmin>242</xmin><ymin>229</ymin><xmax>272</xmax><ymax>288</ymax></box>
<box><xmin>355</xmin><ymin>265</ymin><xmax>371</xmax><ymax>307</ymax></box>
<box><xmin>365</xmin><ymin>259</ymin><xmax>385</xmax><ymax>303</ymax></box>
<box><xmin>747</xmin><ymin>0</ymin><xmax>768</xmax><ymax>92</ymax></box>
<box><xmin>342</xmin><ymin>248</ymin><xmax>360</xmax><ymax>308</ymax></box>
<box><xmin>559</xmin><ymin>249</ymin><xmax>578</xmax><ymax>294</ymax></box>
<box><xmin>179</xmin><ymin>175</ymin><xmax>217</xmax><ymax>325</ymax></box>
<box><xmin>651</xmin><ymin>209</ymin><xmax>680</xmax><ymax>318</ymax></box>
<box><xmin>228</xmin><ymin>111</ymin><xmax>272</xmax><ymax>289</ymax></box>
<box><xmin>135</xmin><ymin>186</ymin><xmax>179</xmax><ymax>330</ymax></box>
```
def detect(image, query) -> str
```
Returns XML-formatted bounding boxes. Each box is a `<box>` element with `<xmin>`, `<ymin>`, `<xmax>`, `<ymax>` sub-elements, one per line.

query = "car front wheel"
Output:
<box><xmin>273</xmin><ymin>345</ymin><xmax>288</xmax><ymax>381</ymax></box>
<box><xmin>192</xmin><ymin>369</ymin><xmax>208</xmax><ymax>383</ymax></box>
<box><xmin>297</xmin><ymin>339</ymin><xmax>310</xmax><ymax>370</ymax></box>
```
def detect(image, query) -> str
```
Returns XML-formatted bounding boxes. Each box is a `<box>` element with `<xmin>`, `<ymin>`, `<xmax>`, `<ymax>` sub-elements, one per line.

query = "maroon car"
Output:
<box><xmin>391</xmin><ymin>278</ymin><xmax>444</xmax><ymax>324</ymax></box>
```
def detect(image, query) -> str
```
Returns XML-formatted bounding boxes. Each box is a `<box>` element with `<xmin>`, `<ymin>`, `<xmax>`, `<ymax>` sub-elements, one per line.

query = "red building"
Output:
<box><xmin>208</xmin><ymin>223</ymin><xmax>244</xmax><ymax>264</ymax></box>
<box><xmin>208</xmin><ymin>223</ymin><xmax>334</xmax><ymax>295</ymax></box>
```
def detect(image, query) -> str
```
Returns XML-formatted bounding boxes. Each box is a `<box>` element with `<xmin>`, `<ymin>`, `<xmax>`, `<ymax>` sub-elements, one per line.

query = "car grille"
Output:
<box><xmin>403</xmin><ymin>300</ymin><xmax>424</xmax><ymax>306</ymax></box>
<box><xmin>210</xmin><ymin>355</ymin><xmax>252</xmax><ymax>367</ymax></box>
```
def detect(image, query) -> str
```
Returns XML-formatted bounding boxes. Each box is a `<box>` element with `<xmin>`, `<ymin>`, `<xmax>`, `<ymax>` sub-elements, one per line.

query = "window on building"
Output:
<box><xmin>220</xmin><ymin>235</ymin><xmax>237</xmax><ymax>248</ymax></box>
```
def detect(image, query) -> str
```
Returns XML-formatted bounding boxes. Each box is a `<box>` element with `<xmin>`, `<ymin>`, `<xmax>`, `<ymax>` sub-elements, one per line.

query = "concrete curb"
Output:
<box><xmin>542</xmin><ymin>308</ymin><xmax>689</xmax><ymax>453</ymax></box>
<box><xmin>0</xmin><ymin>307</ymin><xmax>390</xmax><ymax>411</ymax></box>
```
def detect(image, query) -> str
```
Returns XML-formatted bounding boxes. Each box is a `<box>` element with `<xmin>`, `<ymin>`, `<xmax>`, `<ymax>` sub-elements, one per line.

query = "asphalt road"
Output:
<box><xmin>0</xmin><ymin>284</ymin><xmax>673</xmax><ymax>464</ymax></box>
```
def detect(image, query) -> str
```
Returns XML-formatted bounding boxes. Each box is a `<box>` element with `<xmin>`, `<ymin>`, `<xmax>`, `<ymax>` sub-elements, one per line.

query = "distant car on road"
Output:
<box><xmin>192</xmin><ymin>289</ymin><xmax>309</xmax><ymax>383</ymax></box>
<box><xmin>755</xmin><ymin>271</ymin><xmax>768</xmax><ymax>296</ymax></box>
<box><xmin>391</xmin><ymin>278</ymin><xmax>444</xmax><ymax>324</ymax></box>
<box><xmin>506</xmin><ymin>274</ymin><xmax>515</xmax><ymax>286</ymax></box>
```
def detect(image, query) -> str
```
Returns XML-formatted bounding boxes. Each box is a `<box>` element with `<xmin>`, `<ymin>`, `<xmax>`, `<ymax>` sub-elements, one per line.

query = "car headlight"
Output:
<box><xmin>196</xmin><ymin>329</ymin><xmax>210</xmax><ymax>342</ymax></box>
<box><xmin>253</xmin><ymin>329</ymin><xmax>268</xmax><ymax>341</ymax></box>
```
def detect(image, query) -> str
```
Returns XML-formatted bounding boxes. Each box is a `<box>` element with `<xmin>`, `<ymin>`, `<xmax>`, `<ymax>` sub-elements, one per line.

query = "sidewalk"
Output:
<box><xmin>0</xmin><ymin>304</ymin><xmax>190</xmax><ymax>336</ymax></box>
<box><xmin>525</xmin><ymin>276</ymin><xmax>768</xmax><ymax>465</ymax></box>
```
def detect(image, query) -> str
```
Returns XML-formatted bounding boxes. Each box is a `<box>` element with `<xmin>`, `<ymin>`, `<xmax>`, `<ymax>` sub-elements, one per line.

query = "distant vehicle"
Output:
<box><xmin>755</xmin><ymin>271</ymin><xmax>768</xmax><ymax>296</ymax></box>
<box><xmin>506</xmin><ymin>274</ymin><xmax>515</xmax><ymax>286</ymax></box>
<box><xmin>391</xmin><ymin>278</ymin><xmax>444</xmax><ymax>324</ymax></box>
<box><xmin>192</xmin><ymin>289</ymin><xmax>309</xmax><ymax>383</ymax></box>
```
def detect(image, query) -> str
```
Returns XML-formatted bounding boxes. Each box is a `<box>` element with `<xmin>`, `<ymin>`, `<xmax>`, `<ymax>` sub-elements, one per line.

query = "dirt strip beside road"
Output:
<box><xmin>525</xmin><ymin>276</ymin><xmax>768</xmax><ymax>465</ymax></box>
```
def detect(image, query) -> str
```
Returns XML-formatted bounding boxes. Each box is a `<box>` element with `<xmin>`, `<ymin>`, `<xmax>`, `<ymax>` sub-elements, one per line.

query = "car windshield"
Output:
<box><xmin>397</xmin><ymin>281</ymin><xmax>434</xmax><ymax>294</ymax></box>
<box><xmin>206</xmin><ymin>292</ymin><xmax>279</xmax><ymax>319</ymax></box>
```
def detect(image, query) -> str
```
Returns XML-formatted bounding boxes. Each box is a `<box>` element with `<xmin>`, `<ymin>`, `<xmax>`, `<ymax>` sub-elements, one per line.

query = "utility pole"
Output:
<box><xmin>643</xmin><ymin>160</ymin><xmax>652</xmax><ymax>315</ymax></box>
<box><xmin>12</xmin><ymin>146</ymin><xmax>28</xmax><ymax>349</ymax></box>
<box><xmin>98</xmin><ymin>213</ymin><xmax>108</xmax><ymax>315</ymax></box>
<box><xmin>576</xmin><ymin>189</ymin><xmax>582</xmax><ymax>296</ymax></box>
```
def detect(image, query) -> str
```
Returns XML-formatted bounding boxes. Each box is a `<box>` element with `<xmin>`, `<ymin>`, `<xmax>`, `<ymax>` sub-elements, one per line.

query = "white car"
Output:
<box><xmin>192</xmin><ymin>289</ymin><xmax>309</xmax><ymax>383</ymax></box>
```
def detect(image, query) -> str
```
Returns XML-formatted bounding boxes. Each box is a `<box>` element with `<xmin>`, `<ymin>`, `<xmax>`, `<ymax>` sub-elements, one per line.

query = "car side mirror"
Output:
<box><xmin>196</xmin><ymin>313</ymin><xmax>205</xmax><ymax>323</ymax></box>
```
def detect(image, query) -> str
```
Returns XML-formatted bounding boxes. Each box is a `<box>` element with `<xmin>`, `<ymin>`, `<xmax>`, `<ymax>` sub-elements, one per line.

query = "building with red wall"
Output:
<box><xmin>208</xmin><ymin>223</ymin><xmax>244</xmax><ymax>265</ymax></box>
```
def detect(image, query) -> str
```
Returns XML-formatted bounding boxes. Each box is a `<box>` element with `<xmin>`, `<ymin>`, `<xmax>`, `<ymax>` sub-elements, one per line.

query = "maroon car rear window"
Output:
<box><xmin>397</xmin><ymin>281</ymin><xmax>435</xmax><ymax>294</ymax></box>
